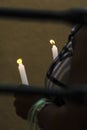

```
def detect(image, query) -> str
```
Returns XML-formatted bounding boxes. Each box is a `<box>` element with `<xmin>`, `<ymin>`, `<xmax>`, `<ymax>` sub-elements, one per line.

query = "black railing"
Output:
<box><xmin>0</xmin><ymin>84</ymin><xmax>86</xmax><ymax>104</ymax></box>
<box><xmin>0</xmin><ymin>7</ymin><xmax>87</xmax><ymax>24</ymax></box>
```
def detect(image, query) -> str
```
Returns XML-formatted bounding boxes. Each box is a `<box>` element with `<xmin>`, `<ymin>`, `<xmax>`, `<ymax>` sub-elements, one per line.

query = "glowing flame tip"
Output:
<box><xmin>49</xmin><ymin>39</ymin><xmax>55</xmax><ymax>45</ymax></box>
<box><xmin>17</xmin><ymin>58</ymin><xmax>22</xmax><ymax>64</ymax></box>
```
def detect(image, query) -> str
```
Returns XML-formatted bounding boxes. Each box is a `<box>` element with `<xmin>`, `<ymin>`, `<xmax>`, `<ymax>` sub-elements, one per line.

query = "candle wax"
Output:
<box><xmin>18</xmin><ymin>63</ymin><xmax>29</xmax><ymax>85</ymax></box>
<box><xmin>52</xmin><ymin>45</ymin><xmax>58</xmax><ymax>59</ymax></box>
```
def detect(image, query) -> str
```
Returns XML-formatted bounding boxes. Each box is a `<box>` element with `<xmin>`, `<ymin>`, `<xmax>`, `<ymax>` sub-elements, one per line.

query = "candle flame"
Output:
<box><xmin>17</xmin><ymin>58</ymin><xmax>22</xmax><ymax>65</ymax></box>
<box><xmin>49</xmin><ymin>39</ymin><xmax>55</xmax><ymax>45</ymax></box>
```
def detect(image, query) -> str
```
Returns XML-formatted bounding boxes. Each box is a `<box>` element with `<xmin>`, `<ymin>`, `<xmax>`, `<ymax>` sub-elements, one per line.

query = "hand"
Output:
<box><xmin>14</xmin><ymin>87</ymin><xmax>42</xmax><ymax>119</ymax></box>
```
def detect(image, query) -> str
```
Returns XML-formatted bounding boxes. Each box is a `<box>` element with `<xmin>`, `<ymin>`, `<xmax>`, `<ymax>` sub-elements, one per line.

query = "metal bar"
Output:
<box><xmin>0</xmin><ymin>7</ymin><xmax>86</xmax><ymax>24</ymax></box>
<box><xmin>0</xmin><ymin>84</ymin><xmax>86</xmax><ymax>104</ymax></box>
<box><xmin>0</xmin><ymin>84</ymin><xmax>86</xmax><ymax>96</ymax></box>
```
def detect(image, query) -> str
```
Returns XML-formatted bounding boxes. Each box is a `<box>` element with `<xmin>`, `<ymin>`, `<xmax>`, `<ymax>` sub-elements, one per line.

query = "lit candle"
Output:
<box><xmin>50</xmin><ymin>39</ymin><xmax>58</xmax><ymax>59</ymax></box>
<box><xmin>17</xmin><ymin>58</ymin><xmax>29</xmax><ymax>85</ymax></box>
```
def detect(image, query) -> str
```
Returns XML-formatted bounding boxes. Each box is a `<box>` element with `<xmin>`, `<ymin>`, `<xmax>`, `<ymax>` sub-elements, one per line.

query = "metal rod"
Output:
<box><xmin>0</xmin><ymin>84</ymin><xmax>86</xmax><ymax>96</ymax></box>
<box><xmin>0</xmin><ymin>84</ymin><xmax>87</xmax><ymax>104</ymax></box>
<box><xmin>0</xmin><ymin>7</ymin><xmax>87</xmax><ymax>24</ymax></box>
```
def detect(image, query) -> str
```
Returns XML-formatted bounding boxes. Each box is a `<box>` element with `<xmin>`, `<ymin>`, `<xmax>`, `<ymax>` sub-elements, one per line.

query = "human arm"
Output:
<box><xmin>14</xmin><ymin>94</ymin><xmax>81</xmax><ymax>130</ymax></box>
<box><xmin>36</xmin><ymin>25</ymin><xmax>87</xmax><ymax>130</ymax></box>
<box><xmin>69</xmin><ymin>25</ymin><xmax>87</xmax><ymax>84</ymax></box>
<box><xmin>14</xmin><ymin>25</ymin><xmax>87</xmax><ymax>130</ymax></box>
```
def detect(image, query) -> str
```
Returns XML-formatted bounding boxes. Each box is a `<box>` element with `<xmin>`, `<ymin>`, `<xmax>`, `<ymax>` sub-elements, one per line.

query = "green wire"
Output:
<box><xmin>27</xmin><ymin>98</ymin><xmax>52</xmax><ymax>130</ymax></box>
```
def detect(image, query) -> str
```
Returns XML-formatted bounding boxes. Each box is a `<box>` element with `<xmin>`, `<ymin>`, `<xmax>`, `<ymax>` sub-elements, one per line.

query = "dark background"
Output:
<box><xmin>0</xmin><ymin>0</ymin><xmax>86</xmax><ymax>130</ymax></box>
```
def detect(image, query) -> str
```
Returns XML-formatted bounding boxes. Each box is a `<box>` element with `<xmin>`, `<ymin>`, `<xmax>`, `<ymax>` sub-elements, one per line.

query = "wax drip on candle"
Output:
<box><xmin>17</xmin><ymin>58</ymin><xmax>29</xmax><ymax>85</ymax></box>
<box><xmin>49</xmin><ymin>39</ymin><xmax>58</xmax><ymax>60</ymax></box>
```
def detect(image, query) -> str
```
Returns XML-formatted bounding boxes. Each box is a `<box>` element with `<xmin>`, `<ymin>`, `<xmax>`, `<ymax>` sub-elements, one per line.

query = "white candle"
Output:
<box><xmin>50</xmin><ymin>39</ymin><xmax>58</xmax><ymax>59</ymax></box>
<box><xmin>17</xmin><ymin>58</ymin><xmax>29</xmax><ymax>85</ymax></box>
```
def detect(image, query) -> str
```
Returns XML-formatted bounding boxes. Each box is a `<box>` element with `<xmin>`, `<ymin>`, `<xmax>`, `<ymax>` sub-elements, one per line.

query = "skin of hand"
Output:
<box><xmin>14</xmin><ymin>94</ymin><xmax>43</xmax><ymax>119</ymax></box>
